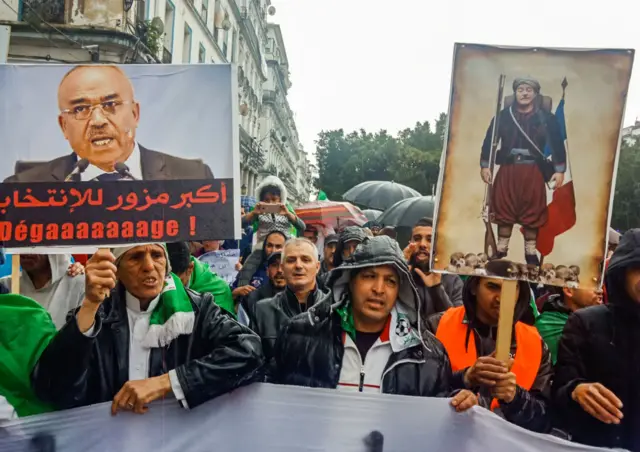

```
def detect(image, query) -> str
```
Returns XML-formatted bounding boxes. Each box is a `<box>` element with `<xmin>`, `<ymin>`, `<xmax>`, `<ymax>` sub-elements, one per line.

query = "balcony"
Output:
<box><xmin>162</xmin><ymin>47</ymin><xmax>172</xmax><ymax>63</ymax></box>
<box><xmin>22</xmin><ymin>0</ymin><xmax>65</xmax><ymax>23</ymax></box>
<box><xmin>239</xmin><ymin>6</ymin><xmax>264</xmax><ymax>75</ymax></box>
<box><xmin>239</xmin><ymin>127</ymin><xmax>266</xmax><ymax>169</ymax></box>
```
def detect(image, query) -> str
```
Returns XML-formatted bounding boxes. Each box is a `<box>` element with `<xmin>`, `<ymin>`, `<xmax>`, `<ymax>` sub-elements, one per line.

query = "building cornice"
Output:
<box><xmin>0</xmin><ymin>20</ymin><xmax>159</xmax><ymax>62</ymax></box>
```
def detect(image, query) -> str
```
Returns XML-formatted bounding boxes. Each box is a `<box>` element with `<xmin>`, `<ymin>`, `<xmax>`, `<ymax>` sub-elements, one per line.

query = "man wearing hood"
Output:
<box><xmin>429</xmin><ymin>260</ymin><xmax>553</xmax><ymax>433</ymax></box>
<box><xmin>553</xmin><ymin>229</ymin><xmax>640</xmax><ymax>450</ymax></box>
<box><xmin>272</xmin><ymin>236</ymin><xmax>477</xmax><ymax>412</ymax></box>
<box><xmin>251</xmin><ymin>238</ymin><xmax>328</xmax><ymax>365</ymax></box>
<box><xmin>404</xmin><ymin>218</ymin><xmax>463</xmax><ymax>318</ymax></box>
<box><xmin>31</xmin><ymin>244</ymin><xmax>264</xmax><ymax>414</ymax></box>
<box><xmin>0</xmin><ymin>254</ymin><xmax>85</xmax><ymax>329</ymax></box>
<box><xmin>319</xmin><ymin>234</ymin><xmax>339</xmax><ymax>280</ymax></box>
<box><xmin>333</xmin><ymin>226</ymin><xmax>368</xmax><ymax>268</ymax></box>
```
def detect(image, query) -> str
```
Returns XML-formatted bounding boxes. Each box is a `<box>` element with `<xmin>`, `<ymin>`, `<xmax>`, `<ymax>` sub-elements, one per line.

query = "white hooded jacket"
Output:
<box><xmin>250</xmin><ymin>175</ymin><xmax>304</xmax><ymax>249</ymax></box>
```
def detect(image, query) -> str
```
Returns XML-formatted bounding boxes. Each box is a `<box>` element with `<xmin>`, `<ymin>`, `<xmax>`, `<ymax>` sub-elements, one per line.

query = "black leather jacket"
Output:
<box><xmin>273</xmin><ymin>300</ymin><xmax>453</xmax><ymax>397</ymax></box>
<box><xmin>251</xmin><ymin>285</ymin><xmax>328</xmax><ymax>362</ymax></box>
<box><xmin>31</xmin><ymin>283</ymin><xmax>264</xmax><ymax>410</ymax></box>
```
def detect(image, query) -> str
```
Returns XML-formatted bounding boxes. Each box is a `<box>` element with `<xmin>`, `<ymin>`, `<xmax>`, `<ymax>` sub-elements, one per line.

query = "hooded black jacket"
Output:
<box><xmin>31</xmin><ymin>284</ymin><xmax>264</xmax><ymax>410</ymax></box>
<box><xmin>552</xmin><ymin>229</ymin><xmax>640</xmax><ymax>450</ymax></box>
<box><xmin>332</xmin><ymin>226</ymin><xmax>368</xmax><ymax>268</ymax></box>
<box><xmin>427</xmin><ymin>277</ymin><xmax>553</xmax><ymax>433</ymax></box>
<box><xmin>272</xmin><ymin>236</ymin><xmax>454</xmax><ymax>397</ymax></box>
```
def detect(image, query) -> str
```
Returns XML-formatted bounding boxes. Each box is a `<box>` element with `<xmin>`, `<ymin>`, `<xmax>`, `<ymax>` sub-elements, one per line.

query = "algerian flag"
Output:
<box><xmin>317</xmin><ymin>190</ymin><xmax>329</xmax><ymax>201</ymax></box>
<box><xmin>0</xmin><ymin>294</ymin><xmax>57</xmax><ymax>417</ymax></box>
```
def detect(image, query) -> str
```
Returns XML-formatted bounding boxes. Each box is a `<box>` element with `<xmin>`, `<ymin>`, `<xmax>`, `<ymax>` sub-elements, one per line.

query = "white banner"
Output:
<box><xmin>0</xmin><ymin>384</ymin><xmax>624</xmax><ymax>451</ymax></box>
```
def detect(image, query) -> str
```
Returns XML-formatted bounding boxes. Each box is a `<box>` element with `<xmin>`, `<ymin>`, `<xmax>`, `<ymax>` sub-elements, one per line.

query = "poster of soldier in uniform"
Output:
<box><xmin>432</xmin><ymin>43</ymin><xmax>634</xmax><ymax>289</ymax></box>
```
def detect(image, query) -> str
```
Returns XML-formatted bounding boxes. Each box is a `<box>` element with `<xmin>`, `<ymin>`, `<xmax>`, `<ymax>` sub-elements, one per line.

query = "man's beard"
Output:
<box><xmin>411</xmin><ymin>253</ymin><xmax>430</xmax><ymax>273</ymax></box>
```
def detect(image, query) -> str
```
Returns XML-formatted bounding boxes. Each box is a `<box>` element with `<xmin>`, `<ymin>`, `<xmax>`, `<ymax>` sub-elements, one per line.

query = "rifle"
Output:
<box><xmin>482</xmin><ymin>74</ymin><xmax>506</xmax><ymax>259</ymax></box>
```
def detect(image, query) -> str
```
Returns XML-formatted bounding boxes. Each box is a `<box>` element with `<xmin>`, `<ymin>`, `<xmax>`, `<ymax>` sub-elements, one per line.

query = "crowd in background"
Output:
<box><xmin>0</xmin><ymin>174</ymin><xmax>638</xmax><ymax>451</ymax></box>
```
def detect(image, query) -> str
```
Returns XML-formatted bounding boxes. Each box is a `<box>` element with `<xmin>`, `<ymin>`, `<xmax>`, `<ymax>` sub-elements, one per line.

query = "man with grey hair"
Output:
<box><xmin>32</xmin><ymin>243</ymin><xmax>264</xmax><ymax>414</ymax></box>
<box><xmin>480</xmin><ymin>76</ymin><xmax>566</xmax><ymax>266</ymax></box>
<box><xmin>250</xmin><ymin>237</ymin><xmax>328</xmax><ymax>366</ymax></box>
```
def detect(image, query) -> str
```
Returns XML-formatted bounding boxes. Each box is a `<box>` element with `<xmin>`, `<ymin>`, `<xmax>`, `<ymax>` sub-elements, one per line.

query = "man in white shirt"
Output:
<box><xmin>5</xmin><ymin>65</ymin><xmax>213</xmax><ymax>183</ymax></box>
<box><xmin>0</xmin><ymin>254</ymin><xmax>85</xmax><ymax>329</ymax></box>
<box><xmin>32</xmin><ymin>243</ymin><xmax>263</xmax><ymax>414</ymax></box>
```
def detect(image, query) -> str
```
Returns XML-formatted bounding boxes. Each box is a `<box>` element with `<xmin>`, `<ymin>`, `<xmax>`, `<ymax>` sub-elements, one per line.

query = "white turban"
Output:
<box><xmin>112</xmin><ymin>243</ymin><xmax>172</xmax><ymax>273</ymax></box>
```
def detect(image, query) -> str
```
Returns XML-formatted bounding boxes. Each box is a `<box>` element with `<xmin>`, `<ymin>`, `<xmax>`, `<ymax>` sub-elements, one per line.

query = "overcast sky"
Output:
<box><xmin>271</xmin><ymin>0</ymin><xmax>640</xmax><ymax>162</ymax></box>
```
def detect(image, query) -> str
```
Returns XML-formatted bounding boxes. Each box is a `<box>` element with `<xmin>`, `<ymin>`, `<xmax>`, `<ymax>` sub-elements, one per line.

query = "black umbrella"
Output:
<box><xmin>362</xmin><ymin>209</ymin><xmax>383</xmax><ymax>221</ymax></box>
<box><xmin>377</xmin><ymin>196</ymin><xmax>436</xmax><ymax>229</ymax></box>
<box><xmin>343</xmin><ymin>181</ymin><xmax>420</xmax><ymax>211</ymax></box>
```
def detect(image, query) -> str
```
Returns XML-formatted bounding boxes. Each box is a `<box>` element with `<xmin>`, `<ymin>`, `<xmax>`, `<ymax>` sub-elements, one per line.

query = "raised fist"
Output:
<box><xmin>85</xmin><ymin>249</ymin><xmax>117</xmax><ymax>305</ymax></box>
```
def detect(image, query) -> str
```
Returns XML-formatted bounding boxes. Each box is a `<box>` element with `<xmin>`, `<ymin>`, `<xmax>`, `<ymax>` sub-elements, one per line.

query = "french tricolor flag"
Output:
<box><xmin>537</xmin><ymin>86</ymin><xmax>577</xmax><ymax>257</ymax></box>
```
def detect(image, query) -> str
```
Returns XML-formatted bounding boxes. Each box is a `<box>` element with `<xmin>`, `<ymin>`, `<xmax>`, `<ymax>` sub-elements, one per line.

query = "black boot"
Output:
<box><xmin>525</xmin><ymin>253</ymin><xmax>540</xmax><ymax>266</ymax></box>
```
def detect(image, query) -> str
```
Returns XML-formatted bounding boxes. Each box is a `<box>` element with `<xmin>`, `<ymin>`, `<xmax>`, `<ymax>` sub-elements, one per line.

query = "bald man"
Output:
<box><xmin>5</xmin><ymin>65</ymin><xmax>214</xmax><ymax>183</ymax></box>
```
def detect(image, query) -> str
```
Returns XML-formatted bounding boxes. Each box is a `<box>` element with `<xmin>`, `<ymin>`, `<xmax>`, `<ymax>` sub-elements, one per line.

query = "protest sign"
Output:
<box><xmin>432</xmin><ymin>43</ymin><xmax>634</xmax><ymax>289</ymax></box>
<box><xmin>199</xmin><ymin>249</ymin><xmax>240</xmax><ymax>284</ymax></box>
<box><xmin>0</xmin><ymin>64</ymin><xmax>240</xmax><ymax>249</ymax></box>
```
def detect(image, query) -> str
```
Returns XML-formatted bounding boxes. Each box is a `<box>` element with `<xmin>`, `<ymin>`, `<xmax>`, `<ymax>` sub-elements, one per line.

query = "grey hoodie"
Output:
<box><xmin>327</xmin><ymin>235</ymin><xmax>429</xmax><ymax>344</ymax></box>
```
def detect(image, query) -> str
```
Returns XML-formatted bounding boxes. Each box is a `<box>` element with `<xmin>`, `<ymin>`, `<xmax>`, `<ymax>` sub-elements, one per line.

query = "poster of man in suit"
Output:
<box><xmin>431</xmin><ymin>43</ymin><xmax>633</xmax><ymax>289</ymax></box>
<box><xmin>4</xmin><ymin>65</ymin><xmax>215</xmax><ymax>183</ymax></box>
<box><xmin>0</xmin><ymin>64</ymin><xmax>239</xmax><ymax>247</ymax></box>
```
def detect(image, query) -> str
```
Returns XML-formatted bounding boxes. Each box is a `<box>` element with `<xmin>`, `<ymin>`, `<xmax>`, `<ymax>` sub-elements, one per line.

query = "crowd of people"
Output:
<box><xmin>0</xmin><ymin>175</ymin><xmax>638</xmax><ymax>451</ymax></box>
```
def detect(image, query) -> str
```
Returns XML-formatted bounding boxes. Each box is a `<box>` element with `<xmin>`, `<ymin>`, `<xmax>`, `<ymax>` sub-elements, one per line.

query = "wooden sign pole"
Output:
<box><xmin>10</xmin><ymin>254</ymin><xmax>20</xmax><ymax>294</ymax></box>
<box><xmin>495</xmin><ymin>279</ymin><xmax>518</xmax><ymax>362</ymax></box>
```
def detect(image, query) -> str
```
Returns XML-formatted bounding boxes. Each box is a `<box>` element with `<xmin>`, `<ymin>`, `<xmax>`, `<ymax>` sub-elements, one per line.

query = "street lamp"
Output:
<box><xmin>241</xmin><ymin>184</ymin><xmax>247</xmax><ymax>196</ymax></box>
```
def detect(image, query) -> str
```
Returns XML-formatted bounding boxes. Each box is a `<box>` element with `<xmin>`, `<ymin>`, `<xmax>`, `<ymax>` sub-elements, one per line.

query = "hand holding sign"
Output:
<box><xmin>77</xmin><ymin>249</ymin><xmax>117</xmax><ymax>333</ymax></box>
<box><xmin>85</xmin><ymin>249</ymin><xmax>117</xmax><ymax>305</ymax></box>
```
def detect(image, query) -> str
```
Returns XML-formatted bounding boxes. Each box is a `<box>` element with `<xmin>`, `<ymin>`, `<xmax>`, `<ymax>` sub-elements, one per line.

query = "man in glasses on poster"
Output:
<box><xmin>480</xmin><ymin>77</ymin><xmax>566</xmax><ymax>266</ymax></box>
<box><xmin>5</xmin><ymin>65</ymin><xmax>214</xmax><ymax>183</ymax></box>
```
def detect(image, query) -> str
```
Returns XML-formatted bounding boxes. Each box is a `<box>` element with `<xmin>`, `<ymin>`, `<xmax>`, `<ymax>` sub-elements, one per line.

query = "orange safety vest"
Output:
<box><xmin>435</xmin><ymin>306</ymin><xmax>542</xmax><ymax>411</ymax></box>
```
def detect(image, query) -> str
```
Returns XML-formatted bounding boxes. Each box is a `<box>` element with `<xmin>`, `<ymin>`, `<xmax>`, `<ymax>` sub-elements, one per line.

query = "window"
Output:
<box><xmin>213</xmin><ymin>26</ymin><xmax>219</xmax><ymax>44</ymax></box>
<box><xmin>230</xmin><ymin>28</ymin><xmax>237</xmax><ymax>62</ymax></box>
<box><xmin>163</xmin><ymin>0</ymin><xmax>175</xmax><ymax>57</ymax></box>
<box><xmin>182</xmin><ymin>24</ymin><xmax>192</xmax><ymax>63</ymax></box>
<box><xmin>200</xmin><ymin>0</ymin><xmax>208</xmax><ymax>23</ymax></box>
<box><xmin>198</xmin><ymin>43</ymin><xmax>206</xmax><ymax>63</ymax></box>
<box><xmin>222</xmin><ymin>30</ymin><xmax>228</xmax><ymax>57</ymax></box>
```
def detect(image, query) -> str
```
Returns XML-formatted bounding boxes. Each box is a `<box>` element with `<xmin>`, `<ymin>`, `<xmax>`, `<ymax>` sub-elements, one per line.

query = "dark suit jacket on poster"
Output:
<box><xmin>3</xmin><ymin>145</ymin><xmax>215</xmax><ymax>182</ymax></box>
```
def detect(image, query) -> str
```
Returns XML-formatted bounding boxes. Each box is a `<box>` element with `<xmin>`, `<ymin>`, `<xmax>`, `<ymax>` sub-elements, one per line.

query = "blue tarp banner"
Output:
<box><xmin>0</xmin><ymin>384</ymin><xmax>625</xmax><ymax>451</ymax></box>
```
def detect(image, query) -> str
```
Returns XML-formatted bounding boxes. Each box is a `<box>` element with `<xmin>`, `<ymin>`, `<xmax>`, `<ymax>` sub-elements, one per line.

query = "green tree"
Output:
<box><xmin>314</xmin><ymin>115</ymin><xmax>446</xmax><ymax>199</ymax></box>
<box><xmin>611</xmin><ymin>140</ymin><xmax>640</xmax><ymax>231</ymax></box>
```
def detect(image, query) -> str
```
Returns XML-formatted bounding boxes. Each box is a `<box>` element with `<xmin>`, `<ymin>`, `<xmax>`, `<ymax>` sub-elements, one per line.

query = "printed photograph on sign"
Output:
<box><xmin>432</xmin><ymin>44</ymin><xmax>634</xmax><ymax>289</ymax></box>
<box><xmin>0</xmin><ymin>64</ymin><xmax>239</xmax><ymax>248</ymax></box>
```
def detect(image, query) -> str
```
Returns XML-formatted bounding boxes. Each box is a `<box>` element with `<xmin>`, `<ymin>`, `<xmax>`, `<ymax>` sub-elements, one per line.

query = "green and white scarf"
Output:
<box><xmin>113</xmin><ymin>243</ymin><xmax>195</xmax><ymax>348</ymax></box>
<box><xmin>142</xmin><ymin>273</ymin><xmax>195</xmax><ymax>348</ymax></box>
